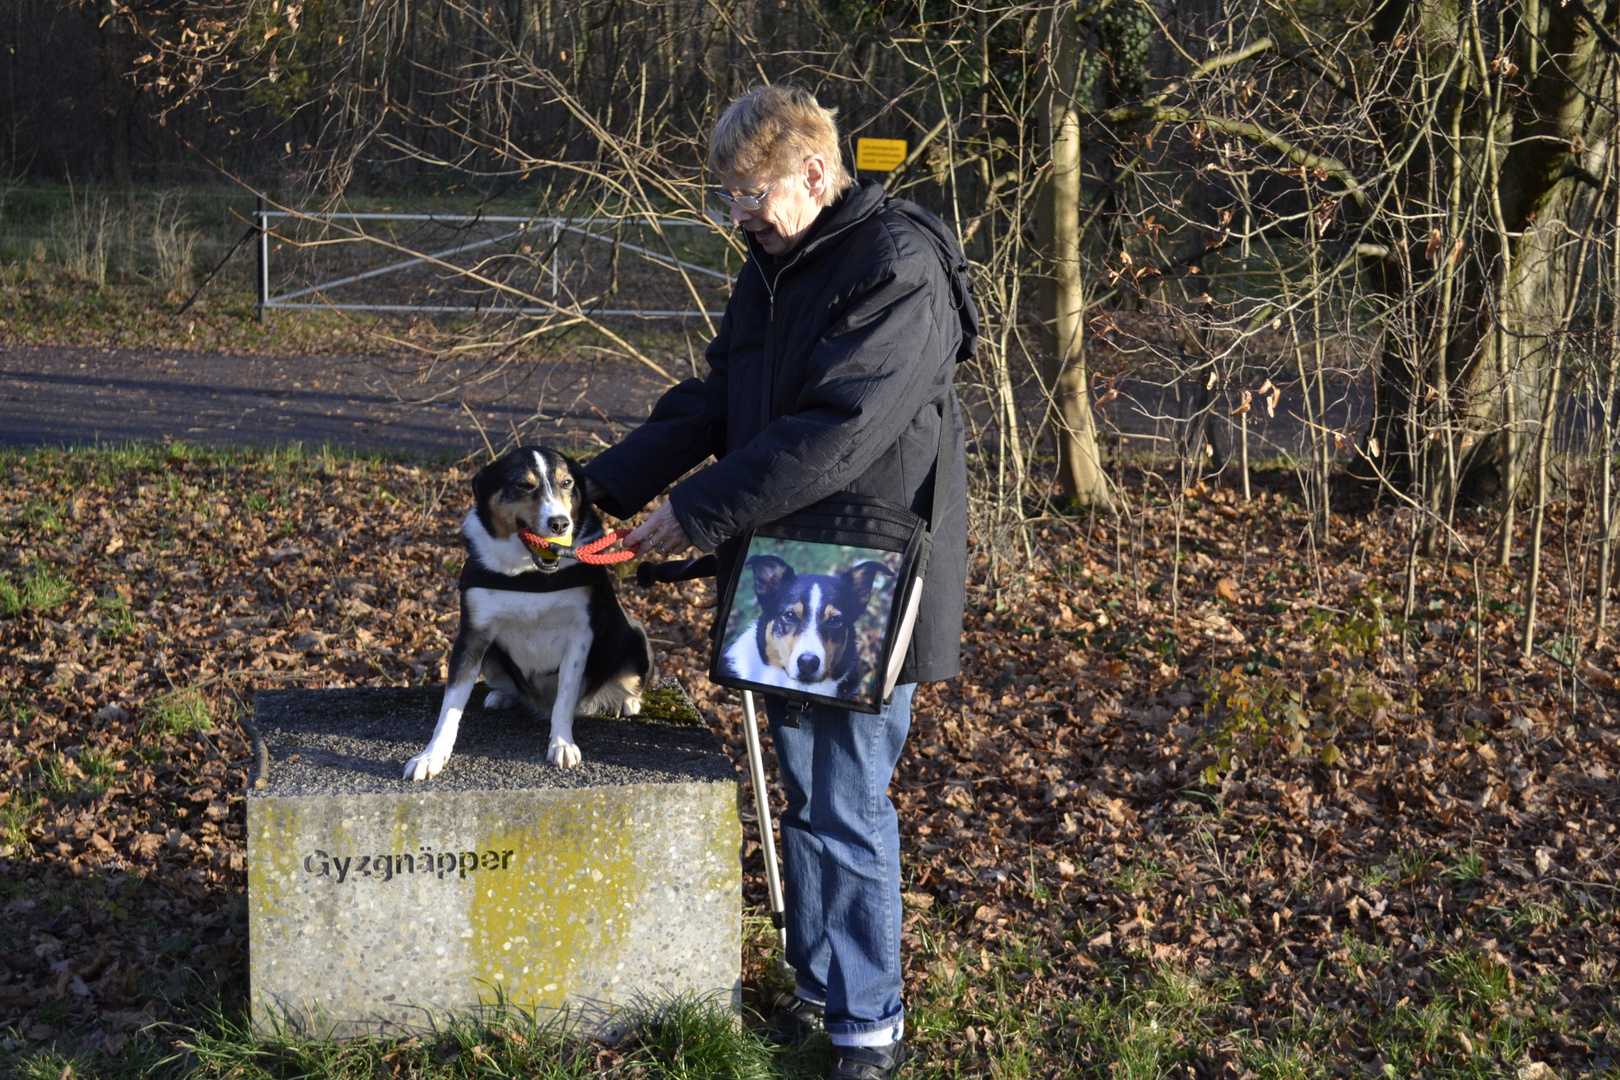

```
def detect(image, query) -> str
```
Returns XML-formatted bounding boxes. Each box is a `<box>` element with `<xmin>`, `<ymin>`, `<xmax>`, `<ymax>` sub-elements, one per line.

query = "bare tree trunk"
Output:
<box><xmin>1361</xmin><ymin>0</ymin><xmax>1608</xmax><ymax>520</ymax></box>
<box><xmin>1521</xmin><ymin>163</ymin><xmax>1608</xmax><ymax>657</ymax></box>
<box><xmin>1038</xmin><ymin>0</ymin><xmax>1110</xmax><ymax>509</ymax></box>
<box><xmin>1600</xmin><ymin>154</ymin><xmax>1620</xmax><ymax>626</ymax></box>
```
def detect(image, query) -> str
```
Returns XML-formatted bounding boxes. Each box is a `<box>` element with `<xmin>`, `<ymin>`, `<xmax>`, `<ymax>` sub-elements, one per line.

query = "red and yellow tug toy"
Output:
<box><xmin>517</xmin><ymin>527</ymin><xmax>638</xmax><ymax>566</ymax></box>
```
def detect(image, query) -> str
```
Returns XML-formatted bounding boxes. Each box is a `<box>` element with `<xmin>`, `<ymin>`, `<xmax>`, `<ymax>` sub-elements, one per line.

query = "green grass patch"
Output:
<box><xmin>1110</xmin><ymin>856</ymin><xmax>1166</xmax><ymax>897</ymax></box>
<box><xmin>0</xmin><ymin>440</ymin><xmax>461</xmax><ymax>486</ymax></box>
<box><xmin>77</xmin><ymin>748</ymin><xmax>121</xmax><ymax>793</ymax></box>
<box><xmin>35</xmin><ymin>752</ymin><xmax>78</xmax><ymax>800</ymax></box>
<box><xmin>0</xmin><ymin>791</ymin><xmax>36</xmax><ymax>857</ymax></box>
<box><xmin>23</xmin><ymin>565</ymin><xmax>73</xmax><ymax>613</ymax></box>
<box><xmin>97</xmin><ymin>592</ymin><xmax>137</xmax><ymax>641</ymax></box>
<box><xmin>1439</xmin><ymin>845</ymin><xmax>1486</xmax><ymax>885</ymax></box>
<box><xmin>1435</xmin><ymin>945</ymin><xmax>1515</xmax><ymax>1013</ymax></box>
<box><xmin>6</xmin><ymin>993</ymin><xmax>825</xmax><ymax>1080</ymax></box>
<box><xmin>1056</xmin><ymin>964</ymin><xmax>1235</xmax><ymax>1079</ymax></box>
<box><xmin>1492</xmin><ymin>898</ymin><xmax>1563</xmax><ymax>932</ymax></box>
<box><xmin>19</xmin><ymin>498</ymin><xmax>67</xmax><ymax>537</ymax></box>
<box><xmin>143</xmin><ymin>687</ymin><xmax>214</xmax><ymax>736</ymax></box>
<box><xmin>1360</xmin><ymin>860</ymin><xmax>1397</xmax><ymax>889</ymax></box>
<box><xmin>0</xmin><ymin>564</ymin><xmax>74</xmax><ymax>616</ymax></box>
<box><xmin>1397</xmin><ymin>846</ymin><xmax>1436</xmax><ymax>883</ymax></box>
<box><xmin>0</xmin><ymin>691</ymin><xmax>36</xmax><ymax>726</ymax></box>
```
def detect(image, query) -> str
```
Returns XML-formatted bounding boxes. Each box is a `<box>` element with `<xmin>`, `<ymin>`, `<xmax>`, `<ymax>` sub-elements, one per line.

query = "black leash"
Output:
<box><xmin>635</xmin><ymin>554</ymin><xmax>717</xmax><ymax>588</ymax></box>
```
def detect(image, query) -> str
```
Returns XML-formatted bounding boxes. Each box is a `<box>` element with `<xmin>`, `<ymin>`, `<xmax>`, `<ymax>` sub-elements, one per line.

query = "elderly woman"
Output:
<box><xmin>585</xmin><ymin>83</ymin><xmax>972</xmax><ymax>1079</ymax></box>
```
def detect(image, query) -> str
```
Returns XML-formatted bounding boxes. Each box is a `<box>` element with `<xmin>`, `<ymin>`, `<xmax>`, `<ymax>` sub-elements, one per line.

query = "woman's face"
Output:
<box><xmin>722</xmin><ymin>155</ymin><xmax>829</xmax><ymax>257</ymax></box>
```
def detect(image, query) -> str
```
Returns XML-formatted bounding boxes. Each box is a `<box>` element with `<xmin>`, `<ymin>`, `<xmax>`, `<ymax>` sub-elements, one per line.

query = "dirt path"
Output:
<box><xmin>0</xmin><ymin>345</ymin><xmax>675</xmax><ymax>457</ymax></box>
<box><xmin>2</xmin><ymin>342</ymin><xmax>1374</xmax><ymax>471</ymax></box>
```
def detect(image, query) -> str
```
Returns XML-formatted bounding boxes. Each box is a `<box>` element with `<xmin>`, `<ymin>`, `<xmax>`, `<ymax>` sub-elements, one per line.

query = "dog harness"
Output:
<box><xmin>458</xmin><ymin>559</ymin><xmax>602</xmax><ymax>593</ymax></box>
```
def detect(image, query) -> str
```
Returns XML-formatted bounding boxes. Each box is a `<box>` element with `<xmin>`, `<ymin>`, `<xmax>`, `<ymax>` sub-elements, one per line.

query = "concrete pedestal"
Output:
<box><xmin>246</xmin><ymin>683</ymin><xmax>741</xmax><ymax>1040</ymax></box>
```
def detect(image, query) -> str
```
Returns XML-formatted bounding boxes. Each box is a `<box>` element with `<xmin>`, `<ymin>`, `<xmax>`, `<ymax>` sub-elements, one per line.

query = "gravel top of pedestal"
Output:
<box><xmin>250</xmin><ymin>682</ymin><xmax>734</xmax><ymax>798</ymax></box>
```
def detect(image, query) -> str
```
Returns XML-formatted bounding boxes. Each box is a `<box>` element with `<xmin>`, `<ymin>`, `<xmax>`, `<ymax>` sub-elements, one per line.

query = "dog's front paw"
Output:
<box><xmin>547</xmin><ymin>735</ymin><xmax>583</xmax><ymax>768</ymax></box>
<box><xmin>620</xmin><ymin>696</ymin><xmax>642</xmax><ymax>717</ymax></box>
<box><xmin>484</xmin><ymin>690</ymin><xmax>517</xmax><ymax>711</ymax></box>
<box><xmin>403</xmin><ymin>747</ymin><xmax>451</xmax><ymax>781</ymax></box>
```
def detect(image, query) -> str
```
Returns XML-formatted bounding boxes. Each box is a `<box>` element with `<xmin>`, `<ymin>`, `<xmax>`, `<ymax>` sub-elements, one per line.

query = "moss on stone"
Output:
<box><xmin>633</xmin><ymin>678</ymin><xmax>705</xmax><ymax>728</ymax></box>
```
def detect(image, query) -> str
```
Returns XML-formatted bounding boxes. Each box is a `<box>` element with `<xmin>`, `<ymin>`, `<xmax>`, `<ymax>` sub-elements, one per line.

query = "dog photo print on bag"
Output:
<box><xmin>719</xmin><ymin>539</ymin><xmax>904</xmax><ymax>703</ymax></box>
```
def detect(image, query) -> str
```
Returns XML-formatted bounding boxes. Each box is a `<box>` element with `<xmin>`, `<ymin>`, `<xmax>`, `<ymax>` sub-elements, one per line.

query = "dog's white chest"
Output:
<box><xmin>466</xmin><ymin>586</ymin><xmax>590</xmax><ymax>676</ymax></box>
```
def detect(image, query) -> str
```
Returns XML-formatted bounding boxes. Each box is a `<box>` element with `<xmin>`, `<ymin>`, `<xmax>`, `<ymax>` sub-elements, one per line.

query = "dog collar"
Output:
<box><xmin>459</xmin><ymin>559</ymin><xmax>602</xmax><ymax>593</ymax></box>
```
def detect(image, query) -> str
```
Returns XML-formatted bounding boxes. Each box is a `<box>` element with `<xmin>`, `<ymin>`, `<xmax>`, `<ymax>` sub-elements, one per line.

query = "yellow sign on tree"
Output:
<box><xmin>855</xmin><ymin>138</ymin><xmax>909</xmax><ymax>172</ymax></box>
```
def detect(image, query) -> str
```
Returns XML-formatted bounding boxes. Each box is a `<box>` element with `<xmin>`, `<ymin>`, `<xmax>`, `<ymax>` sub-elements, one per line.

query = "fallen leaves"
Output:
<box><xmin>2</xmin><ymin>448</ymin><xmax>1618</xmax><ymax>1075</ymax></box>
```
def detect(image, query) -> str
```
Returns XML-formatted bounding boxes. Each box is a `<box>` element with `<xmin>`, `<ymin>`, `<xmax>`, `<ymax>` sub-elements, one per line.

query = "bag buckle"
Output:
<box><xmin>782</xmin><ymin>700</ymin><xmax>808</xmax><ymax>728</ymax></box>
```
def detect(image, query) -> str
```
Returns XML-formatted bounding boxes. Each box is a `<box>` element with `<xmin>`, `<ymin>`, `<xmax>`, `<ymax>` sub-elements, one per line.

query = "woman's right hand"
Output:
<box><xmin>623</xmin><ymin>501</ymin><xmax>693</xmax><ymax>557</ymax></box>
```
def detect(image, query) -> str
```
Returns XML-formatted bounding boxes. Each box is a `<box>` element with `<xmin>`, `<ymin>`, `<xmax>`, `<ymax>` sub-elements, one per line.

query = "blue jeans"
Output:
<box><xmin>764</xmin><ymin>684</ymin><xmax>915</xmax><ymax>1046</ymax></box>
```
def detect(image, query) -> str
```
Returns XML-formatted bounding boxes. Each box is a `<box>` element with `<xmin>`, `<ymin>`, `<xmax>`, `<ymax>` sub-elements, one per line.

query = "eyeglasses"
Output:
<box><xmin>713</xmin><ymin>180</ymin><xmax>779</xmax><ymax>212</ymax></box>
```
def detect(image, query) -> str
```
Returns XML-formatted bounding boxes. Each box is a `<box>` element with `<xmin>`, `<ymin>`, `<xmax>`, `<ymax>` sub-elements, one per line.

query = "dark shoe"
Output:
<box><xmin>829</xmin><ymin>1041</ymin><xmax>906</xmax><ymax>1080</ymax></box>
<box><xmin>766</xmin><ymin>993</ymin><xmax>825</xmax><ymax>1045</ymax></box>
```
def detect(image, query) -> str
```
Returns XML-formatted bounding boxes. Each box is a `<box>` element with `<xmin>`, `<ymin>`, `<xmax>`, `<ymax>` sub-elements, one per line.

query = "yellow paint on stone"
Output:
<box><xmin>247</xmin><ymin>798</ymin><xmax>311</xmax><ymax>920</ymax></box>
<box><xmin>467</xmin><ymin>790</ymin><xmax>638</xmax><ymax>1010</ymax></box>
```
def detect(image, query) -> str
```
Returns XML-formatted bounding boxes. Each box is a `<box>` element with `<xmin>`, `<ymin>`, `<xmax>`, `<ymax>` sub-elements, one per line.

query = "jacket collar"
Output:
<box><xmin>745</xmin><ymin>179</ymin><xmax>888</xmax><ymax>271</ymax></box>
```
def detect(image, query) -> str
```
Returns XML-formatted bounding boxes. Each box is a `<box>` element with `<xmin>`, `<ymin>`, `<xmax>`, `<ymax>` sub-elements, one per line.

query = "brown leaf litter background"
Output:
<box><xmin>1</xmin><ymin>449</ymin><xmax>1617</xmax><ymax>1075</ymax></box>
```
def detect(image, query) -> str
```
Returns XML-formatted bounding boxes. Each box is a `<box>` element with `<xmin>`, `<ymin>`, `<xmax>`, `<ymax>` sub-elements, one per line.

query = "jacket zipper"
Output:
<box><xmin>747</xmin><ymin>196</ymin><xmax>870</xmax><ymax>316</ymax></box>
<box><xmin>746</xmin><ymin>211</ymin><xmax>861</xmax><ymax>427</ymax></box>
<box><xmin>755</xmin><ymin>251</ymin><xmax>802</xmax><ymax>429</ymax></box>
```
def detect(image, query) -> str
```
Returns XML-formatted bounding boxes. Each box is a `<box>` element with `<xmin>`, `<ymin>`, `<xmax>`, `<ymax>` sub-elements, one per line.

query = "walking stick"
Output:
<box><xmin>636</xmin><ymin>558</ymin><xmax>789</xmax><ymax>952</ymax></box>
<box><xmin>740</xmin><ymin>689</ymin><xmax>788</xmax><ymax>951</ymax></box>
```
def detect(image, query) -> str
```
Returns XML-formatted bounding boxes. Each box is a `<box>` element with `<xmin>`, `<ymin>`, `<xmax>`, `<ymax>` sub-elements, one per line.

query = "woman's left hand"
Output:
<box><xmin>624</xmin><ymin>501</ymin><xmax>692</xmax><ymax>557</ymax></box>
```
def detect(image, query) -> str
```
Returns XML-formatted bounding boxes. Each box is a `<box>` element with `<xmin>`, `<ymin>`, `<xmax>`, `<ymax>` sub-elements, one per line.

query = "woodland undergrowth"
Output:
<box><xmin>0</xmin><ymin>444</ymin><xmax>1616</xmax><ymax>1079</ymax></box>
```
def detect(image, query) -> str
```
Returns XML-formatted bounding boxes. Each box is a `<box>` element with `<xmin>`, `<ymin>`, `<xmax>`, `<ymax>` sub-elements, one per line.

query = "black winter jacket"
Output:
<box><xmin>585</xmin><ymin>179</ymin><xmax>975</xmax><ymax>684</ymax></box>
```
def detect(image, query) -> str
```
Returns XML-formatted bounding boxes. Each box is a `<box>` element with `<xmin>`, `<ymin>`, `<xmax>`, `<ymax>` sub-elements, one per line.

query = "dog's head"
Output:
<box><xmin>744</xmin><ymin>555</ymin><xmax>890</xmax><ymax>686</ymax></box>
<box><xmin>471</xmin><ymin>447</ymin><xmax>595</xmax><ymax>572</ymax></box>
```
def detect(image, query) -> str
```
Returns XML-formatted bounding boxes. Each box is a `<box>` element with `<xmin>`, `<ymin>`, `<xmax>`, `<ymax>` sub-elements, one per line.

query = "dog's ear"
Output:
<box><xmin>746</xmin><ymin>555</ymin><xmax>793</xmax><ymax>599</ymax></box>
<box><xmin>841</xmin><ymin>561</ymin><xmax>892</xmax><ymax>606</ymax></box>
<box><xmin>472</xmin><ymin>457</ymin><xmax>507</xmax><ymax>504</ymax></box>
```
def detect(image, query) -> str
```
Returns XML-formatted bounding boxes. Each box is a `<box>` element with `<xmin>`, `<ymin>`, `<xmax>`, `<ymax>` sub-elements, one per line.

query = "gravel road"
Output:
<box><xmin>1</xmin><ymin>341</ymin><xmax>1370</xmax><ymax>466</ymax></box>
<box><xmin>1</xmin><ymin>344</ymin><xmax>675</xmax><ymax>457</ymax></box>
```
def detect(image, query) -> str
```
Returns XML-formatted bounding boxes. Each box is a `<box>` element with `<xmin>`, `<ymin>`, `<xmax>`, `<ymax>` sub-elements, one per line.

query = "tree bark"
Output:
<box><xmin>1039</xmin><ymin>0</ymin><xmax>1111</xmax><ymax>509</ymax></box>
<box><xmin>1361</xmin><ymin>0</ymin><xmax>1611</xmax><ymax>516</ymax></box>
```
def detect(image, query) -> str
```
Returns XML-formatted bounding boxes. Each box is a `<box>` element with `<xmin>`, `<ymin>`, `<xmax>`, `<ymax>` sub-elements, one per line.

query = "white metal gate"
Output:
<box><xmin>253</xmin><ymin>207</ymin><xmax>730</xmax><ymax>320</ymax></box>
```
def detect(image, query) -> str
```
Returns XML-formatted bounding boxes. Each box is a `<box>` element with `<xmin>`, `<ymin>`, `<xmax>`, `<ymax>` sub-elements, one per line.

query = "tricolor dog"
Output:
<box><xmin>720</xmin><ymin>555</ymin><xmax>889</xmax><ymax>697</ymax></box>
<box><xmin>403</xmin><ymin>447</ymin><xmax>652</xmax><ymax>779</ymax></box>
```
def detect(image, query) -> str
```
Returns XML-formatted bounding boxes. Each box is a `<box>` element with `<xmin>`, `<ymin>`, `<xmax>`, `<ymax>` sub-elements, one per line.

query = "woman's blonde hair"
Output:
<box><xmin>707</xmin><ymin>83</ymin><xmax>853</xmax><ymax>205</ymax></box>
